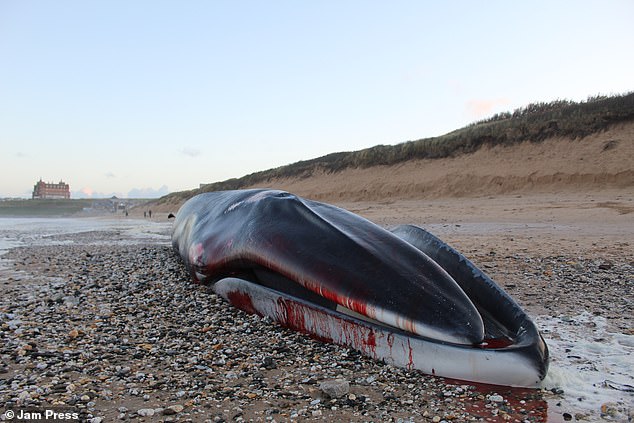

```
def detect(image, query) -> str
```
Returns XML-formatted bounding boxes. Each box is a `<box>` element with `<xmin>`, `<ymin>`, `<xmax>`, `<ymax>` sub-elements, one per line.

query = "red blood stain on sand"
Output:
<box><xmin>443</xmin><ymin>377</ymin><xmax>550</xmax><ymax>422</ymax></box>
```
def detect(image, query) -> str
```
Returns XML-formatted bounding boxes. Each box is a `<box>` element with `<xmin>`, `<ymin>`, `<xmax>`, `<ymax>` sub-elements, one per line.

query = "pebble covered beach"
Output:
<box><xmin>0</xmin><ymin>218</ymin><xmax>632</xmax><ymax>422</ymax></box>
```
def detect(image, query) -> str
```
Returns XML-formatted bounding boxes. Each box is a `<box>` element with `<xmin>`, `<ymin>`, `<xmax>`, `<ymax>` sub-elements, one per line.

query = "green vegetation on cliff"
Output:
<box><xmin>160</xmin><ymin>92</ymin><xmax>634</xmax><ymax>203</ymax></box>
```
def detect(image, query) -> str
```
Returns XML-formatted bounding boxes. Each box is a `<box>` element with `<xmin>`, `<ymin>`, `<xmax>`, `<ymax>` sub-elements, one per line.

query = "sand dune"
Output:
<box><xmin>240</xmin><ymin>122</ymin><xmax>633</xmax><ymax>202</ymax></box>
<box><xmin>145</xmin><ymin>122</ymin><xmax>633</xmax><ymax>218</ymax></box>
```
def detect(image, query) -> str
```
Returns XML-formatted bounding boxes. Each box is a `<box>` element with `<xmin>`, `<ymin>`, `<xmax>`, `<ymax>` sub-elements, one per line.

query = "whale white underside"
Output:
<box><xmin>213</xmin><ymin>277</ymin><xmax>544</xmax><ymax>388</ymax></box>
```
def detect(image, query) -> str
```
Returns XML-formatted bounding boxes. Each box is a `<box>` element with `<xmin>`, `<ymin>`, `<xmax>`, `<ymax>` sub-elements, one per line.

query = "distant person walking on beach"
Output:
<box><xmin>148</xmin><ymin>210</ymin><xmax>152</xmax><ymax>218</ymax></box>
<box><xmin>144</xmin><ymin>211</ymin><xmax>147</xmax><ymax>218</ymax></box>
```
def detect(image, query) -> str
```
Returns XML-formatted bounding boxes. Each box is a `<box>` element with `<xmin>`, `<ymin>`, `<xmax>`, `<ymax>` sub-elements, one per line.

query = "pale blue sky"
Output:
<box><xmin>1</xmin><ymin>1</ymin><xmax>632</xmax><ymax>198</ymax></box>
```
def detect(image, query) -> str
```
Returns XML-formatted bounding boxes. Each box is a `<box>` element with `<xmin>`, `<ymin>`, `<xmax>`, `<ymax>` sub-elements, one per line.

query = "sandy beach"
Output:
<box><xmin>0</xmin><ymin>187</ymin><xmax>632</xmax><ymax>422</ymax></box>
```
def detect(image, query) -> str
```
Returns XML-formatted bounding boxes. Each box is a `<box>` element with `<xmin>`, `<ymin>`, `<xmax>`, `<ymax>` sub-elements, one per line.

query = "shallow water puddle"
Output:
<box><xmin>537</xmin><ymin>312</ymin><xmax>633</xmax><ymax>421</ymax></box>
<box><xmin>0</xmin><ymin>217</ymin><xmax>171</xmax><ymax>249</ymax></box>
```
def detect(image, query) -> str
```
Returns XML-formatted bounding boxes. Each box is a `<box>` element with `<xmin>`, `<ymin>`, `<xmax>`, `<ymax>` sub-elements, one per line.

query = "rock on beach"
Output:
<box><xmin>319</xmin><ymin>379</ymin><xmax>350</xmax><ymax>398</ymax></box>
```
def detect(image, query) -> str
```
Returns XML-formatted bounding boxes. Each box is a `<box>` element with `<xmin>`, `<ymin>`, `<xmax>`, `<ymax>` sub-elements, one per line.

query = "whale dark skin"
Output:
<box><xmin>173</xmin><ymin>189</ymin><xmax>483</xmax><ymax>345</ymax></box>
<box><xmin>172</xmin><ymin>189</ymin><xmax>549</xmax><ymax>386</ymax></box>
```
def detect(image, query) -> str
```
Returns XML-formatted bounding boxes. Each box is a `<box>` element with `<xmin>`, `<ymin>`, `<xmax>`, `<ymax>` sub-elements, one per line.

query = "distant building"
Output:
<box><xmin>32</xmin><ymin>179</ymin><xmax>71</xmax><ymax>199</ymax></box>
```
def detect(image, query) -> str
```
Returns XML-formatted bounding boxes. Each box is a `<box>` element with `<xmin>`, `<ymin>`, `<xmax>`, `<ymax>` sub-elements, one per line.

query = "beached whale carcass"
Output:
<box><xmin>171</xmin><ymin>189</ymin><xmax>549</xmax><ymax>387</ymax></box>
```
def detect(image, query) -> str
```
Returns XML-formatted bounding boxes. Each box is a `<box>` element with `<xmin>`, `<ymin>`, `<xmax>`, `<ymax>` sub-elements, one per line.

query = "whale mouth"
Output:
<box><xmin>211</xmin><ymin>273</ymin><xmax>549</xmax><ymax>387</ymax></box>
<box><xmin>207</xmin><ymin>266</ymin><xmax>513</xmax><ymax>349</ymax></box>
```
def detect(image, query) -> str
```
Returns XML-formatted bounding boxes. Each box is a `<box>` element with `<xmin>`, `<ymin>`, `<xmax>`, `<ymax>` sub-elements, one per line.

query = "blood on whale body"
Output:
<box><xmin>172</xmin><ymin>189</ymin><xmax>549</xmax><ymax>387</ymax></box>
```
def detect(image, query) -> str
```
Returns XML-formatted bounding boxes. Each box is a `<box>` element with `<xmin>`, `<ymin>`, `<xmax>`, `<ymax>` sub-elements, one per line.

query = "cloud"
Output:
<box><xmin>105</xmin><ymin>171</ymin><xmax>116</xmax><ymax>178</ymax></box>
<box><xmin>127</xmin><ymin>185</ymin><xmax>169</xmax><ymax>199</ymax></box>
<box><xmin>72</xmin><ymin>186</ymin><xmax>169</xmax><ymax>199</ymax></box>
<box><xmin>15</xmin><ymin>152</ymin><xmax>27</xmax><ymax>158</ymax></box>
<box><xmin>72</xmin><ymin>188</ymin><xmax>120</xmax><ymax>199</ymax></box>
<box><xmin>180</xmin><ymin>147</ymin><xmax>202</xmax><ymax>158</ymax></box>
<box><xmin>80</xmin><ymin>187</ymin><xmax>94</xmax><ymax>197</ymax></box>
<box><xmin>466</xmin><ymin>98</ymin><xmax>510</xmax><ymax>119</ymax></box>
